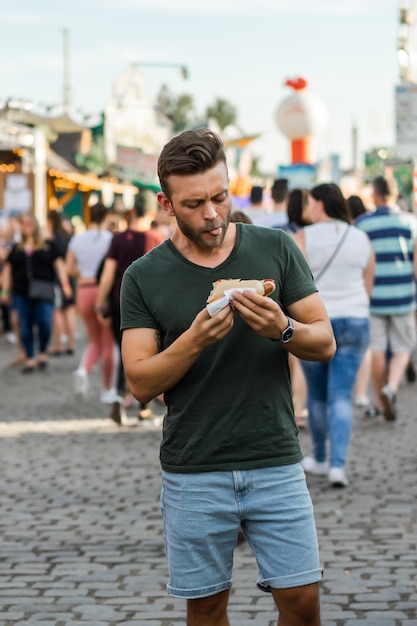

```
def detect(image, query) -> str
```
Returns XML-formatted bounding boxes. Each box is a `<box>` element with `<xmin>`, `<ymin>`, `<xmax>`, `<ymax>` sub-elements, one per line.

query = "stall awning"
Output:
<box><xmin>49</xmin><ymin>168</ymin><xmax>138</xmax><ymax>195</ymax></box>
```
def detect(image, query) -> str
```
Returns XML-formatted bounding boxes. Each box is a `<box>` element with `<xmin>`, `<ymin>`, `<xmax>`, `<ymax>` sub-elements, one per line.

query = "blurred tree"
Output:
<box><xmin>156</xmin><ymin>84</ymin><xmax>196</xmax><ymax>132</ymax></box>
<box><xmin>205</xmin><ymin>97</ymin><xmax>237</xmax><ymax>131</ymax></box>
<box><xmin>75</xmin><ymin>135</ymin><xmax>107</xmax><ymax>175</ymax></box>
<box><xmin>250</xmin><ymin>154</ymin><xmax>265</xmax><ymax>178</ymax></box>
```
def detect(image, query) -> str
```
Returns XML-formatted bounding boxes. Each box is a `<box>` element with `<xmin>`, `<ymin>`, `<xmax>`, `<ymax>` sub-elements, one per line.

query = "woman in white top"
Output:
<box><xmin>294</xmin><ymin>183</ymin><xmax>375</xmax><ymax>487</ymax></box>
<box><xmin>67</xmin><ymin>203</ymin><xmax>117</xmax><ymax>403</ymax></box>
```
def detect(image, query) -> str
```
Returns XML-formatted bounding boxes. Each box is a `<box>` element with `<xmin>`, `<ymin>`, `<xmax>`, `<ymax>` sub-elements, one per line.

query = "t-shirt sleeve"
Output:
<box><xmin>120</xmin><ymin>266</ymin><xmax>159</xmax><ymax>331</ymax></box>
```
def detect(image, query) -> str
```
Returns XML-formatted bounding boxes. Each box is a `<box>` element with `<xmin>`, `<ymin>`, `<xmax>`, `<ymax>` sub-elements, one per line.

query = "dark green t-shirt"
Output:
<box><xmin>121</xmin><ymin>223</ymin><xmax>317</xmax><ymax>473</ymax></box>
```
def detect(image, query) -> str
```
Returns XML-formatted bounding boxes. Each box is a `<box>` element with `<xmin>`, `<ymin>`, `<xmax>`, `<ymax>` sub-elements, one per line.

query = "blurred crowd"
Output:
<box><xmin>1</xmin><ymin>174</ymin><xmax>416</xmax><ymax>488</ymax></box>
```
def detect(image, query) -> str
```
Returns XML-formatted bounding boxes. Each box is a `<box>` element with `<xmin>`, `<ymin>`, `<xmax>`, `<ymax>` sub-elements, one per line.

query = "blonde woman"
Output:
<box><xmin>1</xmin><ymin>213</ymin><xmax>71</xmax><ymax>372</ymax></box>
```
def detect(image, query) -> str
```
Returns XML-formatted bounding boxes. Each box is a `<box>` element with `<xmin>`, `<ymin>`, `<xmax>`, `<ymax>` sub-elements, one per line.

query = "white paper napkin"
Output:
<box><xmin>206</xmin><ymin>287</ymin><xmax>257</xmax><ymax>317</ymax></box>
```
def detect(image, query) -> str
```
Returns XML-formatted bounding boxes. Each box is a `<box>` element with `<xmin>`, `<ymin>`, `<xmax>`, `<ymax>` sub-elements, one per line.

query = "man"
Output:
<box><xmin>356</xmin><ymin>175</ymin><xmax>417</xmax><ymax>420</ymax></box>
<box><xmin>96</xmin><ymin>193</ymin><xmax>165</xmax><ymax>423</ymax></box>
<box><xmin>245</xmin><ymin>184</ymin><xmax>273</xmax><ymax>227</ymax></box>
<box><xmin>121</xmin><ymin>129</ymin><xmax>335</xmax><ymax>626</ymax></box>
<box><xmin>270</xmin><ymin>177</ymin><xmax>289</xmax><ymax>228</ymax></box>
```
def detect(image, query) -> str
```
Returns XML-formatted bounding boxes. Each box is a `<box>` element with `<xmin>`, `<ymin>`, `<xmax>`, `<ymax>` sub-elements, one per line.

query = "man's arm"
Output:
<box><xmin>122</xmin><ymin>305</ymin><xmax>235</xmax><ymax>404</ymax></box>
<box><xmin>231</xmin><ymin>290</ymin><xmax>336</xmax><ymax>362</ymax></box>
<box><xmin>364</xmin><ymin>244</ymin><xmax>375</xmax><ymax>297</ymax></box>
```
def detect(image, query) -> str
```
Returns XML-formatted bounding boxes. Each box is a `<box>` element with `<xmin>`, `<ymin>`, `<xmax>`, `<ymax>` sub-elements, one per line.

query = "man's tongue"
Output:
<box><xmin>207</xmin><ymin>226</ymin><xmax>222</xmax><ymax>236</ymax></box>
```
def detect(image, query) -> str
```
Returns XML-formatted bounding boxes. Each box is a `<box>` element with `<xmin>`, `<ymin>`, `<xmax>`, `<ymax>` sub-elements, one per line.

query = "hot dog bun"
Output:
<box><xmin>207</xmin><ymin>278</ymin><xmax>276</xmax><ymax>303</ymax></box>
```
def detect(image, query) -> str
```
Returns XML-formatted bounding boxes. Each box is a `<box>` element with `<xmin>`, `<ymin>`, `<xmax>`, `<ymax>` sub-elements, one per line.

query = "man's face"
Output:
<box><xmin>161</xmin><ymin>162</ymin><xmax>232</xmax><ymax>249</ymax></box>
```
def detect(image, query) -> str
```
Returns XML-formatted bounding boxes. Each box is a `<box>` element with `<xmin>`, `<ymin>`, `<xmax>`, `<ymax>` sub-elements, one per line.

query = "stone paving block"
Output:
<box><xmin>29</xmin><ymin>613</ymin><xmax>74</xmax><ymax>621</ymax></box>
<box><xmin>344</xmin><ymin>616</ymin><xmax>397</xmax><ymax>626</ymax></box>
<box><xmin>0</xmin><ymin>613</ymin><xmax>25</xmax><ymax>621</ymax></box>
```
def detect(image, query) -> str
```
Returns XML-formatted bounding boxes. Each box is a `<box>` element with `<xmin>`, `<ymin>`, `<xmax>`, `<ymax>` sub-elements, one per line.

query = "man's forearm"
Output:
<box><xmin>285</xmin><ymin>319</ymin><xmax>336</xmax><ymax>362</ymax></box>
<box><xmin>96</xmin><ymin>278</ymin><xmax>112</xmax><ymax>310</ymax></box>
<box><xmin>123</xmin><ymin>329</ymin><xmax>204</xmax><ymax>404</ymax></box>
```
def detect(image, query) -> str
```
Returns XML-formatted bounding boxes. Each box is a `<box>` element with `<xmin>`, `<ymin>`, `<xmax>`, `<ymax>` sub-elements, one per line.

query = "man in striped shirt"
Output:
<box><xmin>356</xmin><ymin>176</ymin><xmax>417</xmax><ymax>420</ymax></box>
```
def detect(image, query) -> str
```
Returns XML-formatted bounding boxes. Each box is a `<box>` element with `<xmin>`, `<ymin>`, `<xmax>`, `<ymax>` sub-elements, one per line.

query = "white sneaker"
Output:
<box><xmin>302</xmin><ymin>456</ymin><xmax>329</xmax><ymax>475</ymax></box>
<box><xmin>100</xmin><ymin>388</ymin><xmax>122</xmax><ymax>404</ymax></box>
<box><xmin>73</xmin><ymin>367</ymin><xmax>89</xmax><ymax>397</ymax></box>
<box><xmin>328</xmin><ymin>467</ymin><xmax>348</xmax><ymax>487</ymax></box>
<box><xmin>6</xmin><ymin>332</ymin><xmax>17</xmax><ymax>345</ymax></box>
<box><xmin>381</xmin><ymin>384</ymin><xmax>397</xmax><ymax>421</ymax></box>
<box><xmin>355</xmin><ymin>395</ymin><xmax>370</xmax><ymax>408</ymax></box>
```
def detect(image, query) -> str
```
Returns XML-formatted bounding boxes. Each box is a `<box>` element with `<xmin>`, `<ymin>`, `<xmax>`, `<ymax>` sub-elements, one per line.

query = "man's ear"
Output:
<box><xmin>157</xmin><ymin>192</ymin><xmax>175</xmax><ymax>216</ymax></box>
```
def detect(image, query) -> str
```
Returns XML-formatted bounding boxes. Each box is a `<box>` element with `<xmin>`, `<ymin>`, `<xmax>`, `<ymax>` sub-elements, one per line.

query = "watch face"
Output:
<box><xmin>281</xmin><ymin>328</ymin><xmax>294</xmax><ymax>343</ymax></box>
<box><xmin>280</xmin><ymin>317</ymin><xmax>294</xmax><ymax>343</ymax></box>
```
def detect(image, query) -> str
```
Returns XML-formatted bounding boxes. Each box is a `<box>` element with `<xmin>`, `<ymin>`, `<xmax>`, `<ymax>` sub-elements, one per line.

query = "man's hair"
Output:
<box><xmin>133</xmin><ymin>193</ymin><xmax>146</xmax><ymax>219</ymax></box>
<box><xmin>158</xmin><ymin>129</ymin><xmax>227</xmax><ymax>198</ymax></box>
<box><xmin>271</xmin><ymin>178</ymin><xmax>288</xmax><ymax>203</ymax></box>
<box><xmin>90</xmin><ymin>202</ymin><xmax>108</xmax><ymax>225</ymax></box>
<box><xmin>372</xmin><ymin>175</ymin><xmax>397</xmax><ymax>202</ymax></box>
<box><xmin>249</xmin><ymin>185</ymin><xmax>264</xmax><ymax>205</ymax></box>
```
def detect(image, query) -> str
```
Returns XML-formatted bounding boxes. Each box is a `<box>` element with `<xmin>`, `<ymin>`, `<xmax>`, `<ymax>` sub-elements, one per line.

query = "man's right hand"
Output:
<box><xmin>189</xmin><ymin>305</ymin><xmax>235</xmax><ymax>349</ymax></box>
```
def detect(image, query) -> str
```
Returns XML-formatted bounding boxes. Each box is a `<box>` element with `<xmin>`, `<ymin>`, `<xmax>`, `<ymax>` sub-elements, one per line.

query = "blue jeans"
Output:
<box><xmin>13</xmin><ymin>293</ymin><xmax>54</xmax><ymax>359</ymax></box>
<box><xmin>301</xmin><ymin>317</ymin><xmax>370</xmax><ymax>468</ymax></box>
<box><xmin>160</xmin><ymin>464</ymin><xmax>321</xmax><ymax>598</ymax></box>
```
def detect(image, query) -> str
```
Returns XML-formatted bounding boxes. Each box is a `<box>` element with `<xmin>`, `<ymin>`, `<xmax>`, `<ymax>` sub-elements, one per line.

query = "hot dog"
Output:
<box><xmin>207</xmin><ymin>278</ymin><xmax>276</xmax><ymax>303</ymax></box>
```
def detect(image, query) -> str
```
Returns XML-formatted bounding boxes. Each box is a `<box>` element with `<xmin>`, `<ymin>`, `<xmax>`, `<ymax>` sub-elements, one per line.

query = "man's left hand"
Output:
<box><xmin>230</xmin><ymin>290</ymin><xmax>286</xmax><ymax>340</ymax></box>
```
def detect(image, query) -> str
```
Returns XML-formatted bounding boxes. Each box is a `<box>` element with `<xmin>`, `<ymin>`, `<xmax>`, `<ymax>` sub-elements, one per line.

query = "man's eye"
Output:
<box><xmin>215</xmin><ymin>192</ymin><xmax>228</xmax><ymax>203</ymax></box>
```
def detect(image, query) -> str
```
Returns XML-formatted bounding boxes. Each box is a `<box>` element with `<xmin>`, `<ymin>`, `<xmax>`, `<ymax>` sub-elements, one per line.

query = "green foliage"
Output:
<box><xmin>75</xmin><ymin>135</ymin><xmax>107</xmax><ymax>175</ymax></box>
<box><xmin>250</xmin><ymin>154</ymin><xmax>264</xmax><ymax>178</ymax></box>
<box><xmin>205</xmin><ymin>98</ymin><xmax>237</xmax><ymax>131</ymax></box>
<box><xmin>156</xmin><ymin>84</ymin><xmax>196</xmax><ymax>132</ymax></box>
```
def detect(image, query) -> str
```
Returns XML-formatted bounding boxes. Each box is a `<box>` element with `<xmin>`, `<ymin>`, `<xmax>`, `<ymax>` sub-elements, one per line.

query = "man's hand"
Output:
<box><xmin>122</xmin><ymin>304</ymin><xmax>235</xmax><ymax>405</ymax></box>
<box><xmin>230</xmin><ymin>290</ymin><xmax>286</xmax><ymax>340</ymax></box>
<box><xmin>189</xmin><ymin>304</ymin><xmax>235</xmax><ymax>348</ymax></box>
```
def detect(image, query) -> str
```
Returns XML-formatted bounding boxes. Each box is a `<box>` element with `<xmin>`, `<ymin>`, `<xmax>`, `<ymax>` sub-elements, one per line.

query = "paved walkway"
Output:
<box><xmin>1</xmin><ymin>331</ymin><xmax>416</xmax><ymax>625</ymax></box>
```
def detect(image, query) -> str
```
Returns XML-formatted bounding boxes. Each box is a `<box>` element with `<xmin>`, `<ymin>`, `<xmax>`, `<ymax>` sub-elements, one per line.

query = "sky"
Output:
<box><xmin>1</xmin><ymin>0</ymin><xmax>401</xmax><ymax>174</ymax></box>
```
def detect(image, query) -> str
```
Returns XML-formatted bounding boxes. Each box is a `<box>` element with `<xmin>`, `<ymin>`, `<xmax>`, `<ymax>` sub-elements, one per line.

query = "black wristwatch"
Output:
<box><xmin>279</xmin><ymin>316</ymin><xmax>294</xmax><ymax>343</ymax></box>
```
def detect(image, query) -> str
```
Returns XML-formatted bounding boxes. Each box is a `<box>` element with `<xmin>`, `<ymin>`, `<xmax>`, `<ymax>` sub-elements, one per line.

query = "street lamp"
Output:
<box><xmin>133</xmin><ymin>62</ymin><xmax>189</xmax><ymax>80</ymax></box>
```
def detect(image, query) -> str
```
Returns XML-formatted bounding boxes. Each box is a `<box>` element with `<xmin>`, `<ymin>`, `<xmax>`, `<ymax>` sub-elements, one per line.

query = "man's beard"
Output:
<box><xmin>174</xmin><ymin>210</ymin><xmax>231</xmax><ymax>249</ymax></box>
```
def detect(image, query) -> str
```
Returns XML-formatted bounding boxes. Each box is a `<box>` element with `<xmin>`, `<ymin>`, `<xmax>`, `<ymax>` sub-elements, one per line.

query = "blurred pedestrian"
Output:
<box><xmin>0</xmin><ymin>217</ymin><xmax>25</xmax><ymax>365</ymax></box>
<box><xmin>356</xmin><ymin>175</ymin><xmax>417</xmax><ymax>420</ymax></box>
<box><xmin>294</xmin><ymin>183</ymin><xmax>374</xmax><ymax>486</ymax></box>
<box><xmin>46</xmin><ymin>210</ymin><xmax>76</xmax><ymax>355</ymax></box>
<box><xmin>281</xmin><ymin>187</ymin><xmax>311</xmax><ymax>427</ymax></box>
<box><xmin>1</xmin><ymin>213</ymin><xmax>71</xmax><ymax>373</ymax></box>
<box><xmin>347</xmin><ymin>194</ymin><xmax>368</xmax><ymax>220</ymax></box>
<box><xmin>269</xmin><ymin>178</ymin><xmax>289</xmax><ymax>228</ymax></box>
<box><xmin>95</xmin><ymin>194</ymin><xmax>165</xmax><ymax>423</ymax></box>
<box><xmin>284</xmin><ymin>188</ymin><xmax>311</xmax><ymax>233</ymax></box>
<box><xmin>66</xmin><ymin>202</ymin><xmax>117</xmax><ymax>403</ymax></box>
<box><xmin>346</xmin><ymin>195</ymin><xmax>372</xmax><ymax>406</ymax></box>
<box><xmin>230</xmin><ymin>209</ymin><xmax>252</xmax><ymax>224</ymax></box>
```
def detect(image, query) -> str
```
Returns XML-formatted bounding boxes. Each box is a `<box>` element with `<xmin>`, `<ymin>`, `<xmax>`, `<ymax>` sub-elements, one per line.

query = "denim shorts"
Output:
<box><xmin>160</xmin><ymin>463</ymin><xmax>322</xmax><ymax>598</ymax></box>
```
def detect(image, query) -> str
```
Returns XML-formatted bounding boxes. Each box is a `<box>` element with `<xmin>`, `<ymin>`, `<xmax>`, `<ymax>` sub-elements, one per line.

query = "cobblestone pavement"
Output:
<box><xmin>1</xmin><ymin>331</ymin><xmax>417</xmax><ymax>625</ymax></box>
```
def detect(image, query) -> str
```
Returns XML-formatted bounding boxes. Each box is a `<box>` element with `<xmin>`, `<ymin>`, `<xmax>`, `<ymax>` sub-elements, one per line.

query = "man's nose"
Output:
<box><xmin>203</xmin><ymin>201</ymin><xmax>217</xmax><ymax>220</ymax></box>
